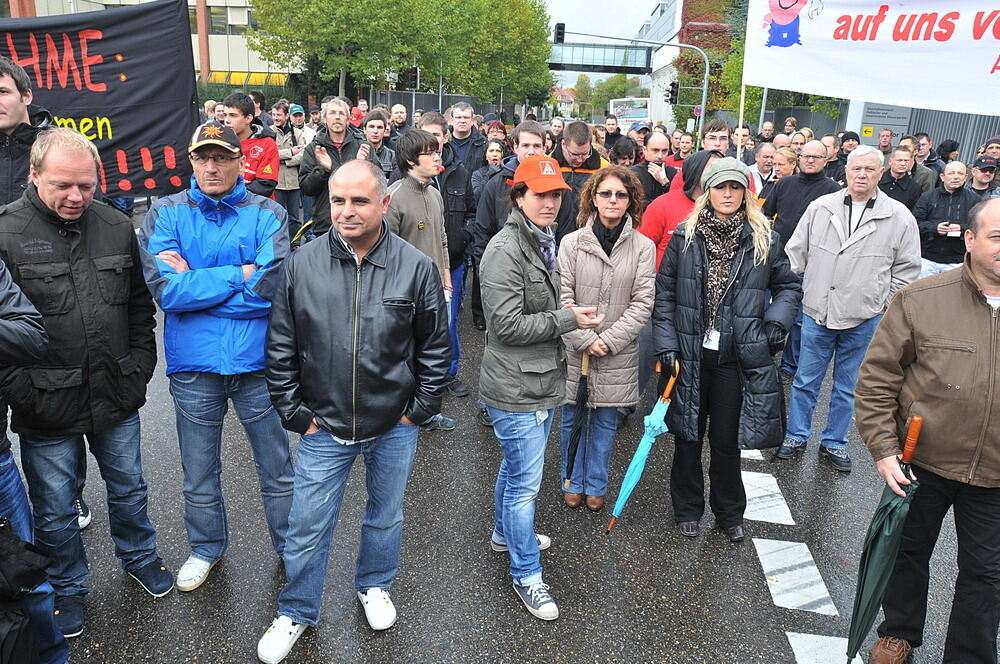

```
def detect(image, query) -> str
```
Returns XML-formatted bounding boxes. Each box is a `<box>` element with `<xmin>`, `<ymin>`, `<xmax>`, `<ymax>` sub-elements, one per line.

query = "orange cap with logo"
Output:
<box><xmin>512</xmin><ymin>154</ymin><xmax>571</xmax><ymax>193</ymax></box>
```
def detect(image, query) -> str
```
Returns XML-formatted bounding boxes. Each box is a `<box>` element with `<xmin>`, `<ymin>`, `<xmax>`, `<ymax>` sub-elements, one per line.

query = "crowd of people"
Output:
<box><xmin>1</xmin><ymin>51</ymin><xmax>998</xmax><ymax>664</ymax></box>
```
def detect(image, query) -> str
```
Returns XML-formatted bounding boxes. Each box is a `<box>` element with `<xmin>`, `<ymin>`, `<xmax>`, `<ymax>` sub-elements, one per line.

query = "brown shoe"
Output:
<box><xmin>585</xmin><ymin>495</ymin><xmax>605</xmax><ymax>511</ymax></box>
<box><xmin>563</xmin><ymin>492</ymin><xmax>583</xmax><ymax>508</ymax></box>
<box><xmin>870</xmin><ymin>636</ymin><xmax>913</xmax><ymax>664</ymax></box>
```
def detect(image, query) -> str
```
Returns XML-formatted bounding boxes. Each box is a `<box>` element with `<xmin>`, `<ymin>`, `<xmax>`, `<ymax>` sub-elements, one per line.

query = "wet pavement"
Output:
<box><xmin>14</xmin><ymin>310</ymin><xmax>981</xmax><ymax>664</ymax></box>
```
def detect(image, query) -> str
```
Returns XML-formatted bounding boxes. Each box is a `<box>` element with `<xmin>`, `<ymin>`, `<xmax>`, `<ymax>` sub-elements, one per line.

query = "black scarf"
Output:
<box><xmin>592</xmin><ymin>218</ymin><xmax>624</xmax><ymax>256</ymax></box>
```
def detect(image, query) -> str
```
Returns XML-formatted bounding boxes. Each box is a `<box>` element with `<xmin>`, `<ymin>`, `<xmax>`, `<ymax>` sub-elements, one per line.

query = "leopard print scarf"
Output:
<box><xmin>697</xmin><ymin>208</ymin><xmax>745</xmax><ymax>331</ymax></box>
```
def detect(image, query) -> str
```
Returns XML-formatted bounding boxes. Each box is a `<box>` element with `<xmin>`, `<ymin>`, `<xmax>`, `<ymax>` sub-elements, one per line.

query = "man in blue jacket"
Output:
<box><xmin>138</xmin><ymin>121</ymin><xmax>294</xmax><ymax>593</ymax></box>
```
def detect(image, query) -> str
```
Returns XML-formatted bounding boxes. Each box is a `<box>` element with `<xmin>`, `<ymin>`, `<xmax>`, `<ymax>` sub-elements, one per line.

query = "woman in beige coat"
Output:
<box><xmin>558</xmin><ymin>166</ymin><xmax>656</xmax><ymax>511</ymax></box>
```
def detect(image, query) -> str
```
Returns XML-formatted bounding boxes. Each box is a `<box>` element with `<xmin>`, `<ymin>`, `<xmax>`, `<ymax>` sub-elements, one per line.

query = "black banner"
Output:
<box><xmin>0</xmin><ymin>0</ymin><xmax>199</xmax><ymax>197</ymax></box>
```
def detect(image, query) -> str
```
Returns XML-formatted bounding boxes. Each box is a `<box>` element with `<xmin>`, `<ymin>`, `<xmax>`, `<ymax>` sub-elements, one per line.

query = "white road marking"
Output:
<box><xmin>753</xmin><ymin>538</ymin><xmax>838</xmax><ymax>616</ymax></box>
<box><xmin>786</xmin><ymin>632</ymin><xmax>864</xmax><ymax>664</ymax></box>
<box><xmin>741</xmin><ymin>449</ymin><xmax>764</xmax><ymax>460</ymax></box>
<box><xmin>743</xmin><ymin>471</ymin><xmax>796</xmax><ymax>525</ymax></box>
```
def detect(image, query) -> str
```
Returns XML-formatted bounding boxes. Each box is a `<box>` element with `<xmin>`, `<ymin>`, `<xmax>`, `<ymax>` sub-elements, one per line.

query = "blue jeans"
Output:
<box><xmin>448</xmin><ymin>261</ymin><xmax>468</xmax><ymax>377</ymax></box>
<box><xmin>275</xmin><ymin>189</ymin><xmax>301</xmax><ymax>240</ymax></box>
<box><xmin>787</xmin><ymin>315</ymin><xmax>882</xmax><ymax>450</ymax></box>
<box><xmin>487</xmin><ymin>407</ymin><xmax>552</xmax><ymax>587</ymax></box>
<box><xmin>0</xmin><ymin>450</ymin><xmax>70</xmax><ymax>664</ymax></box>
<box><xmin>19</xmin><ymin>412</ymin><xmax>159</xmax><ymax>596</ymax></box>
<box><xmin>277</xmin><ymin>422</ymin><xmax>418</xmax><ymax>626</ymax></box>
<box><xmin>559</xmin><ymin>404</ymin><xmax>619</xmax><ymax>496</ymax></box>
<box><xmin>781</xmin><ymin>310</ymin><xmax>803</xmax><ymax>374</ymax></box>
<box><xmin>168</xmin><ymin>371</ymin><xmax>293</xmax><ymax>562</ymax></box>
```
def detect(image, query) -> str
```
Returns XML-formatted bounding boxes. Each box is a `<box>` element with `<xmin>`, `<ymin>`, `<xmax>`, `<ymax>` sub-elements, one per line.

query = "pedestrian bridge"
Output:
<box><xmin>548</xmin><ymin>42</ymin><xmax>653</xmax><ymax>75</ymax></box>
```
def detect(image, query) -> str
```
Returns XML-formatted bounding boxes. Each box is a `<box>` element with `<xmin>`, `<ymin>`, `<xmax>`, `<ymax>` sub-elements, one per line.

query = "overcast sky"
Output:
<box><xmin>542</xmin><ymin>0</ymin><xmax>660</xmax><ymax>85</ymax></box>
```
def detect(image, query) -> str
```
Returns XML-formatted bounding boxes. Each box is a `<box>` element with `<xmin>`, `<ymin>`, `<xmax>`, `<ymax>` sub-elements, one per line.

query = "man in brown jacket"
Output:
<box><xmin>855</xmin><ymin>197</ymin><xmax>1000</xmax><ymax>664</ymax></box>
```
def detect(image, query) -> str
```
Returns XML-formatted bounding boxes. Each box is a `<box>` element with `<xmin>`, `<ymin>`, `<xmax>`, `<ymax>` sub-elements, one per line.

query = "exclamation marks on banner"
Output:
<box><xmin>116</xmin><ymin>149</ymin><xmax>131</xmax><ymax>191</ymax></box>
<box><xmin>139</xmin><ymin>147</ymin><xmax>154</xmax><ymax>190</ymax></box>
<box><xmin>105</xmin><ymin>146</ymin><xmax>184</xmax><ymax>192</ymax></box>
<box><xmin>164</xmin><ymin>146</ymin><xmax>182</xmax><ymax>187</ymax></box>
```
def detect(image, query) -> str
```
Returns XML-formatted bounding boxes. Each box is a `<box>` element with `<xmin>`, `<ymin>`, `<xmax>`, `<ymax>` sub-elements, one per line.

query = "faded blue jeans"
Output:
<box><xmin>277</xmin><ymin>422</ymin><xmax>419</xmax><ymax>626</ymax></box>
<box><xmin>0</xmin><ymin>449</ymin><xmax>70</xmax><ymax>664</ymax></box>
<box><xmin>168</xmin><ymin>370</ymin><xmax>293</xmax><ymax>563</ymax></box>
<box><xmin>19</xmin><ymin>412</ymin><xmax>159</xmax><ymax>596</ymax></box>
<box><xmin>559</xmin><ymin>404</ymin><xmax>619</xmax><ymax>497</ymax></box>
<box><xmin>487</xmin><ymin>407</ymin><xmax>553</xmax><ymax>587</ymax></box>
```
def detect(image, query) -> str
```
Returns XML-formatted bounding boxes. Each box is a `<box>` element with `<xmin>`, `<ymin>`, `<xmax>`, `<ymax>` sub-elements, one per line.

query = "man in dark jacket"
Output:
<box><xmin>878</xmin><ymin>146</ymin><xmax>923</xmax><ymax>211</ymax></box>
<box><xmin>762</xmin><ymin>140</ymin><xmax>841</xmax><ymax>376</ymax></box>
<box><xmin>913</xmin><ymin>161</ymin><xmax>981</xmax><ymax>277</ymax></box>
<box><xmin>0</xmin><ymin>57</ymin><xmax>51</xmax><ymax>206</ymax></box>
<box><xmin>298</xmin><ymin>98</ymin><xmax>379</xmax><ymax>238</ymax></box>
<box><xmin>898</xmin><ymin>135</ymin><xmax>937</xmax><ymax>193</ymax></box>
<box><xmin>449</xmin><ymin>102</ymin><xmax>486</xmax><ymax>175</ymax></box>
<box><xmin>0</xmin><ymin>259</ymin><xmax>68</xmax><ymax>664</ymax></box>
<box><xmin>0</xmin><ymin>129</ymin><xmax>171</xmax><ymax>638</ymax></box>
<box><xmin>630</xmin><ymin>130</ymin><xmax>676</xmax><ymax>207</ymax></box>
<box><xmin>258</xmin><ymin>160</ymin><xmax>449</xmax><ymax>663</ymax></box>
<box><xmin>603</xmin><ymin>114</ymin><xmax>623</xmax><ymax>152</ymax></box>
<box><xmin>821</xmin><ymin>134</ymin><xmax>847</xmax><ymax>185</ymax></box>
<box><xmin>966</xmin><ymin>155</ymin><xmax>1000</xmax><ymax>200</ymax></box>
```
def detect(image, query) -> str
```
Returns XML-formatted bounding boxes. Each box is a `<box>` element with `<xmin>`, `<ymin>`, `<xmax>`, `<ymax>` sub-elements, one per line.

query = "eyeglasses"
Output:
<box><xmin>596</xmin><ymin>191</ymin><xmax>629</xmax><ymax>200</ymax></box>
<box><xmin>190</xmin><ymin>153</ymin><xmax>240</xmax><ymax>164</ymax></box>
<box><xmin>800</xmin><ymin>154</ymin><xmax>826</xmax><ymax>160</ymax></box>
<box><xmin>419</xmin><ymin>150</ymin><xmax>441</xmax><ymax>157</ymax></box>
<box><xmin>565</xmin><ymin>148</ymin><xmax>592</xmax><ymax>160</ymax></box>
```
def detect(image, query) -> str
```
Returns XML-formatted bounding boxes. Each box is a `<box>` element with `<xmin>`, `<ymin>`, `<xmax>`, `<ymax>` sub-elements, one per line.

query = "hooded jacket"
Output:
<box><xmin>241</xmin><ymin>120</ymin><xmax>279</xmax><ymax>199</ymax></box>
<box><xmin>138</xmin><ymin>176</ymin><xmax>289</xmax><ymax>375</ymax></box>
<box><xmin>653</xmin><ymin>221</ymin><xmax>801</xmax><ymax>448</ymax></box>
<box><xmin>0</xmin><ymin>186</ymin><xmax>157</xmax><ymax>437</ymax></box>
<box><xmin>265</xmin><ymin>222</ymin><xmax>450</xmax><ymax>437</ymax></box>
<box><xmin>297</xmin><ymin>126</ymin><xmax>380</xmax><ymax>236</ymax></box>
<box><xmin>0</xmin><ymin>105</ymin><xmax>51</xmax><ymax>206</ymax></box>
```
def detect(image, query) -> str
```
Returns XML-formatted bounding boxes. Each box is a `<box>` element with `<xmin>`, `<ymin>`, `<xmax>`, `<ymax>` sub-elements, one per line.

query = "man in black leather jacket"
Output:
<box><xmin>259</xmin><ymin>160</ymin><xmax>449</xmax><ymax>663</ymax></box>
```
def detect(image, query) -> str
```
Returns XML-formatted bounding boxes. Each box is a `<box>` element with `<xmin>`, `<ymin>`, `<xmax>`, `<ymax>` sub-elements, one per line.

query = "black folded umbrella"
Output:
<box><xmin>563</xmin><ymin>353</ymin><xmax>591</xmax><ymax>490</ymax></box>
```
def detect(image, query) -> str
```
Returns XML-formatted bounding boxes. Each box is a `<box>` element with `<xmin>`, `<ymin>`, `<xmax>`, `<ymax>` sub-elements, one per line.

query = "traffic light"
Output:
<box><xmin>668</xmin><ymin>81</ymin><xmax>679</xmax><ymax>105</ymax></box>
<box><xmin>554</xmin><ymin>23</ymin><xmax>565</xmax><ymax>44</ymax></box>
<box><xmin>407</xmin><ymin>66</ymin><xmax>419</xmax><ymax>90</ymax></box>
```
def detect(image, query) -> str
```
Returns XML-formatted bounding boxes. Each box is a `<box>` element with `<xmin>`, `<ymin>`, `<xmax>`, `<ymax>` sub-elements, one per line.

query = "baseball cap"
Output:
<box><xmin>841</xmin><ymin>131</ymin><xmax>861</xmax><ymax>143</ymax></box>
<box><xmin>974</xmin><ymin>155</ymin><xmax>998</xmax><ymax>170</ymax></box>
<box><xmin>289</xmin><ymin>104</ymin><xmax>305</xmax><ymax>115</ymax></box>
<box><xmin>309</xmin><ymin>104</ymin><xmax>321</xmax><ymax>113</ymax></box>
<box><xmin>188</xmin><ymin>120</ymin><xmax>241</xmax><ymax>153</ymax></box>
<box><xmin>629</xmin><ymin>121</ymin><xmax>652</xmax><ymax>133</ymax></box>
<box><xmin>701</xmin><ymin>156</ymin><xmax>750</xmax><ymax>190</ymax></box>
<box><xmin>512</xmin><ymin>154</ymin><xmax>571</xmax><ymax>193</ymax></box>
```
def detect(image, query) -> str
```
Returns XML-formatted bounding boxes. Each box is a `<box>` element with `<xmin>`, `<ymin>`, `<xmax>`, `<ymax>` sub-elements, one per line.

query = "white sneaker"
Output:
<box><xmin>357</xmin><ymin>587</ymin><xmax>397</xmax><ymax>630</ymax></box>
<box><xmin>257</xmin><ymin>616</ymin><xmax>306</xmax><ymax>664</ymax></box>
<box><xmin>176</xmin><ymin>555</ymin><xmax>217</xmax><ymax>592</ymax></box>
<box><xmin>490</xmin><ymin>533</ymin><xmax>551</xmax><ymax>553</ymax></box>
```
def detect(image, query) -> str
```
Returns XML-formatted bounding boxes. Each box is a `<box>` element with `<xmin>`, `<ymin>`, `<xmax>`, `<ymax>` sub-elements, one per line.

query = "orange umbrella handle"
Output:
<box><xmin>659</xmin><ymin>360</ymin><xmax>680</xmax><ymax>402</ymax></box>
<box><xmin>901</xmin><ymin>415</ymin><xmax>923</xmax><ymax>463</ymax></box>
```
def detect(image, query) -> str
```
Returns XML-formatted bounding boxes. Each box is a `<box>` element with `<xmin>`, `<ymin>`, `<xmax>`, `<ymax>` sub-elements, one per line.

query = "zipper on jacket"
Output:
<box><xmin>920</xmin><ymin>341</ymin><xmax>977</xmax><ymax>353</ymax></box>
<box><xmin>968</xmin><ymin>304</ymin><xmax>997</xmax><ymax>482</ymax></box>
<box><xmin>352</xmin><ymin>262</ymin><xmax>362</xmax><ymax>440</ymax></box>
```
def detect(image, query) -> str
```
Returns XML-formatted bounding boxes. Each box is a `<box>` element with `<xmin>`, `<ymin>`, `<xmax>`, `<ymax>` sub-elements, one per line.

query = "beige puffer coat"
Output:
<box><xmin>559</xmin><ymin>216</ymin><xmax>655</xmax><ymax>407</ymax></box>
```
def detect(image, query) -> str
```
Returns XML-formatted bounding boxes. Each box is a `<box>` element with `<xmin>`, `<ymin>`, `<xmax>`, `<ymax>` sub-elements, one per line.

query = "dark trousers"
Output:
<box><xmin>878</xmin><ymin>468</ymin><xmax>1000</xmax><ymax>663</ymax></box>
<box><xmin>669</xmin><ymin>350</ymin><xmax>746</xmax><ymax>528</ymax></box>
<box><xmin>470</xmin><ymin>263</ymin><xmax>485</xmax><ymax>327</ymax></box>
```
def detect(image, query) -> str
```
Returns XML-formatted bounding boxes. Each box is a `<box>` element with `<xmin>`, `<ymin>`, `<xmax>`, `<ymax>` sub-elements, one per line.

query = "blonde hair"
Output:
<box><xmin>30</xmin><ymin>128</ymin><xmax>101</xmax><ymax>174</ymax></box>
<box><xmin>683</xmin><ymin>187</ymin><xmax>772</xmax><ymax>265</ymax></box>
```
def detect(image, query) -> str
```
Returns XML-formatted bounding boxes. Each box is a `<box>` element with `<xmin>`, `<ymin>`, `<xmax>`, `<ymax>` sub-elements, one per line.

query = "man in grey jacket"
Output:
<box><xmin>776</xmin><ymin>145</ymin><xmax>921</xmax><ymax>472</ymax></box>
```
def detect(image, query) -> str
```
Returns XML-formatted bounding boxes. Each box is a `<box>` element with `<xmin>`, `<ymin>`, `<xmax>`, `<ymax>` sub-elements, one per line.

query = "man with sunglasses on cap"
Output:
<box><xmin>967</xmin><ymin>156</ymin><xmax>1000</xmax><ymax>200</ymax></box>
<box><xmin>138</xmin><ymin>121</ymin><xmax>293</xmax><ymax>595</ymax></box>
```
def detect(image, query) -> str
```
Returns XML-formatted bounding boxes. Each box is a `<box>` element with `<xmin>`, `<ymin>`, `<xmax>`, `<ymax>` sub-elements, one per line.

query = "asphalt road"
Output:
<box><xmin>13</xmin><ymin>308</ymin><xmax>976</xmax><ymax>664</ymax></box>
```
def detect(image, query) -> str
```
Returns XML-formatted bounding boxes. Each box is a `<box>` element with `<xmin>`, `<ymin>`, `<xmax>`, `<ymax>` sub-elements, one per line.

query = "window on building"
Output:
<box><xmin>208</xmin><ymin>6</ymin><xmax>227</xmax><ymax>35</ymax></box>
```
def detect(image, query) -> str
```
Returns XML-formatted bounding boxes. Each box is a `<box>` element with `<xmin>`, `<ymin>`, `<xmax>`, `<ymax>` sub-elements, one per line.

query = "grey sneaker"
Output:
<box><xmin>421</xmin><ymin>414</ymin><xmax>456</xmax><ymax>431</ymax></box>
<box><xmin>512</xmin><ymin>581</ymin><xmax>558</xmax><ymax>620</ymax></box>
<box><xmin>819</xmin><ymin>445</ymin><xmax>852</xmax><ymax>472</ymax></box>
<box><xmin>774</xmin><ymin>437</ymin><xmax>807</xmax><ymax>460</ymax></box>
<box><xmin>490</xmin><ymin>533</ymin><xmax>551</xmax><ymax>553</ymax></box>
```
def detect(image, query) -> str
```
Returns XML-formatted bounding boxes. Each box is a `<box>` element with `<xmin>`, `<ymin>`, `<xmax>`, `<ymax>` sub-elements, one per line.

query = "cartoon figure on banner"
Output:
<box><xmin>763</xmin><ymin>0</ymin><xmax>823</xmax><ymax>47</ymax></box>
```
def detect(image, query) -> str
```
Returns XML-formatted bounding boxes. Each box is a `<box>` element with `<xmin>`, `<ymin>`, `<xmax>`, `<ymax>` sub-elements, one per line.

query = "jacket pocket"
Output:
<box><xmin>382</xmin><ymin>298</ymin><xmax>416</xmax><ymax>351</ymax></box>
<box><xmin>518</xmin><ymin>356</ymin><xmax>562</xmax><ymax>402</ymax></box>
<box><xmin>29</xmin><ymin>366</ymin><xmax>83</xmax><ymax>427</ymax></box>
<box><xmin>113</xmin><ymin>353</ymin><xmax>147</xmax><ymax>414</ymax></box>
<box><xmin>918</xmin><ymin>338</ymin><xmax>976</xmax><ymax>401</ymax></box>
<box><xmin>18</xmin><ymin>262</ymin><xmax>75</xmax><ymax>315</ymax></box>
<box><xmin>93</xmin><ymin>254</ymin><xmax>133</xmax><ymax>305</ymax></box>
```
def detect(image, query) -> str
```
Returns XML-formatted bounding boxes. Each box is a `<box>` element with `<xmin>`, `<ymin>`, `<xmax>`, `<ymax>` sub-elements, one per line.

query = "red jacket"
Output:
<box><xmin>241</xmin><ymin>131</ymin><xmax>279</xmax><ymax>200</ymax></box>
<box><xmin>638</xmin><ymin>186</ymin><xmax>695</xmax><ymax>269</ymax></box>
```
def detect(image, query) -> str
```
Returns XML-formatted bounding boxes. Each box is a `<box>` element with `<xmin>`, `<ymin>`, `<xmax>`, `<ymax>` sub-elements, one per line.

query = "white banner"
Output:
<box><xmin>743</xmin><ymin>1</ymin><xmax>1000</xmax><ymax>115</ymax></box>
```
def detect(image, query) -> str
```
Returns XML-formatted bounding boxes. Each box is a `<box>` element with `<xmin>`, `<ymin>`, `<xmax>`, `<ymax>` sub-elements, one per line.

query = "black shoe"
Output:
<box><xmin>128</xmin><ymin>557</ymin><xmax>174</xmax><ymax>597</ymax></box>
<box><xmin>53</xmin><ymin>595</ymin><xmax>84</xmax><ymax>638</ymax></box>
<box><xmin>421</xmin><ymin>414</ymin><xmax>456</xmax><ymax>431</ymax></box>
<box><xmin>774</xmin><ymin>437</ymin><xmax>807</xmax><ymax>460</ymax></box>
<box><xmin>479</xmin><ymin>408</ymin><xmax>492</xmax><ymax>427</ymax></box>
<box><xmin>722</xmin><ymin>524</ymin><xmax>745</xmax><ymax>543</ymax></box>
<box><xmin>678</xmin><ymin>521</ymin><xmax>699</xmax><ymax>538</ymax></box>
<box><xmin>446</xmin><ymin>377</ymin><xmax>471</xmax><ymax>398</ymax></box>
<box><xmin>819</xmin><ymin>445</ymin><xmax>852</xmax><ymax>472</ymax></box>
<box><xmin>74</xmin><ymin>494</ymin><xmax>92</xmax><ymax>530</ymax></box>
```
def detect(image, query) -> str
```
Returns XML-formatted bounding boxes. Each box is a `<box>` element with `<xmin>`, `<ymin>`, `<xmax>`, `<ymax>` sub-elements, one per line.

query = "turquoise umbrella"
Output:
<box><xmin>845</xmin><ymin>415</ymin><xmax>924</xmax><ymax>663</ymax></box>
<box><xmin>606</xmin><ymin>361</ymin><xmax>680</xmax><ymax>533</ymax></box>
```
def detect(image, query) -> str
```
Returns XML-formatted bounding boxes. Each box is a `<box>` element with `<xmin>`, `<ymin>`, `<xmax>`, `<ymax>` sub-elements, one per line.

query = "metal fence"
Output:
<box><xmin>907</xmin><ymin>109</ymin><xmax>1000</xmax><ymax>157</ymax></box>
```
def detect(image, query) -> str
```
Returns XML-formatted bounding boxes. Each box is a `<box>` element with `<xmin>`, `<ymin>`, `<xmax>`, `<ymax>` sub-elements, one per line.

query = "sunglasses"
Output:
<box><xmin>596</xmin><ymin>191</ymin><xmax>629</xmax><ymax>200</ymax></box>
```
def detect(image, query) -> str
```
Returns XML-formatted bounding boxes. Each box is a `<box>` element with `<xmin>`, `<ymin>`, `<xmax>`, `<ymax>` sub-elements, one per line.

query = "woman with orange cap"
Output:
<box><xmin>479</xmin><ymin>154</ymin><xmax>603</xmax><ymax>622</ymax></box>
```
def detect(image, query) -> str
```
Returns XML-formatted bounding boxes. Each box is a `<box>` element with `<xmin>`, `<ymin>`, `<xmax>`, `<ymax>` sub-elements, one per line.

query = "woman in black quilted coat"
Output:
<box><xmin>652</xmin><ymin>157</ymin><xmax>801</xmax><ymax>543</ymax></box>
